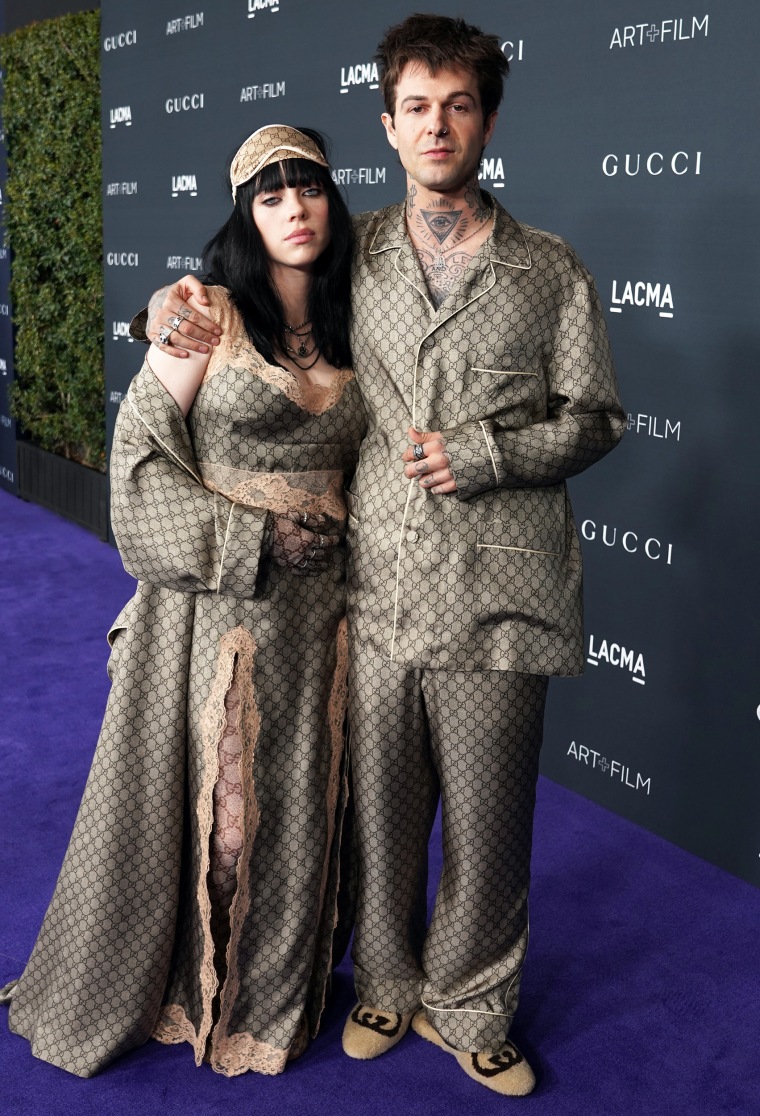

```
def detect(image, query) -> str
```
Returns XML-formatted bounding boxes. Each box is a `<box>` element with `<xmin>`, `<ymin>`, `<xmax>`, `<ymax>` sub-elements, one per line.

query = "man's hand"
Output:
<box><xmin>147</xmin><ymin>276</ymin><xmax>221</xmax><ymax>358</ymax></box>
<box><xmin>402</xmin><ymin>427</ymin><xmax>457</xmax><ymax>494</ymax></box>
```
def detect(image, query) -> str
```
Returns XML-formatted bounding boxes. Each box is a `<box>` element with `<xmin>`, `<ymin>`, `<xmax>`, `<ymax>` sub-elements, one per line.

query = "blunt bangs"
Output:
<box><xmin>252</xmin><ymin>158</ymin><xmax>330</xmax><ymax>196</ymax></box>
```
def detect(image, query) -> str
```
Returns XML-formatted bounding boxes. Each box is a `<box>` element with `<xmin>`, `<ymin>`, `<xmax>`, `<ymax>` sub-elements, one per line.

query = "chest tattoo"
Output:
<box><xmin>414</xmin><ymin>246</ymin><xmax>476</xmax><ymax>309</ymax></box>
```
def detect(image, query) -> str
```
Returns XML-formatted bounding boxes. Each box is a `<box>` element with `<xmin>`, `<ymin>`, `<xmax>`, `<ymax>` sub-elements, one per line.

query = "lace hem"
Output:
<box><xmin>211</xmin><ymin>1029</ymin><xmax>289</xmax><ymax>1077</ymax></box>
<box><xmin>152</xmin><ymin>1002</ymin><xmax>197</xmax><ymax>1047</ymax></box>
<box><xmin>153</xmin><ymin>1003</ymin><xmax>293</xmax><ymax>1077</ymax></box>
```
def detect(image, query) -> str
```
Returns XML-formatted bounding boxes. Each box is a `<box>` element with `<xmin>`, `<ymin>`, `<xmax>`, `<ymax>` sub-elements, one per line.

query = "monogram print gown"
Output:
<box><xmin>7</xmin><ymin>287</ymin><xmax>365</xmax><ymax>1077</ymax></box>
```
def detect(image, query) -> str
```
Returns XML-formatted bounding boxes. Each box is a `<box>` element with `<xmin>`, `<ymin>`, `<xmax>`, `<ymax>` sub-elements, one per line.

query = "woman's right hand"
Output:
<box><xmin>147</xmin><ymin>276</ymin><xmax>221</xmax><ymax>358</ymax></box>
<box><xmin>271</xmin><ymin>513</ymin><xmax>341</xmax><ymax>574</ymax></box>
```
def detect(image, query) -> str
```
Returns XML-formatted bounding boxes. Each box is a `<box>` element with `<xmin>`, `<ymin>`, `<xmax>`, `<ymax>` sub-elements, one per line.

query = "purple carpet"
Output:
<box><xmin>1</xmin><ymin>486</ymin><xmax>758</xmax><ymax>1115</ymax></box>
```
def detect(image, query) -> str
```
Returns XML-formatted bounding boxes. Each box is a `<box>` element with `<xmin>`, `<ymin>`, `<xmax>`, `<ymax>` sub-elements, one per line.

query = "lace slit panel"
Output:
<box><xmin>208</xmin><ymin>679</ymin><xmax>244</xmax><ymax>983</ymax></box>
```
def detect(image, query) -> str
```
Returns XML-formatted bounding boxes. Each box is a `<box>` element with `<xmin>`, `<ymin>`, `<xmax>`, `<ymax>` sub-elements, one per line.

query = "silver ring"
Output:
<box><xmin>157</xmin><ymin>326</ymin><xmax>172</xmax><ymax>345</ymax></box>
<box><xmin>168</xmin><ymin>315</ymin><xmax>182</xmax><ymax>331</ymax></box>
<box><xmin>413</xmin><ymin>443</ymin><xmax>425</xmax><ymax>461</ymax></box>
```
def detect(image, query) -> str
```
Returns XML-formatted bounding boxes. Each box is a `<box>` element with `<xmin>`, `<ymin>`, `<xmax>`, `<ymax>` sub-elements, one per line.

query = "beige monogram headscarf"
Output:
<box><xmin>230</xmin><ymin>124</ymin><xmax>329</xmax><ymax>201</ymax></box>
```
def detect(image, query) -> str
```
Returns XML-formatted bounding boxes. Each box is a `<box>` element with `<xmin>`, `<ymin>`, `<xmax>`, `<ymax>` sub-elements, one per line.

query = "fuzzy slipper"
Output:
<box><xmin>412</xmin><ymin>1010</ymin><xmax>536</xmax><ymax>1096</ymax></box>
<box><xmin>342</xmin><ymin>1003</ymin><xmax>415</xmax><ymax>1060</ymax></box>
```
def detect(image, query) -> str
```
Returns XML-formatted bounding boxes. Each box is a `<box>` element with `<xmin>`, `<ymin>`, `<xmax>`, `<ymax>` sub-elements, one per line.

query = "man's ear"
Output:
<box><xmin>381</xmin><ymin>112</ymin><xmax>399</xmax><ymax>151</ymax></box>
<box><xmin>482</xmin><ymin>110</ymin><xmax>498</xmax><ymax>148</ymax></box>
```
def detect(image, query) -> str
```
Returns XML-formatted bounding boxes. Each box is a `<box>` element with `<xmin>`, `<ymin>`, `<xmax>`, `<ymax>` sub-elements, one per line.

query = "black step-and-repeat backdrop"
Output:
<box><xmin>0</xmin><ymin>0</ymin><xmax>17</xmax><ymax>495</ymax></box>
<box><xmin>101</xmin><ymin>1</ymin><xmax>760</xmax><ymax>889</ymax></box>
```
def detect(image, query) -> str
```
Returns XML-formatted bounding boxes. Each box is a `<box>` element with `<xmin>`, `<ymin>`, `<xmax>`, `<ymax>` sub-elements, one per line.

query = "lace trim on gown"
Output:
<box><xmin>202</xmin><ymin>286</ymin><xmax>354</xmax><ymax>417</ymax></box>
<box><xmin>153</xmin><ymin>626</ymin><xmax>295</xmax><ymax>1075</ymax></box>
<box><xmin>152</xmin><ymin>620</ymin><xmax>346</xmax><ymax>1076</ymax></box>
<box><xmin>198</xmin><ymin>463</ymin><xmax>347</xmax><ymax>525</ymax></box>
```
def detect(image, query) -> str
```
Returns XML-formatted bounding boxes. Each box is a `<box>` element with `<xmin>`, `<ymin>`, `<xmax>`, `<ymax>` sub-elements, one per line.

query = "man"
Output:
<box><xmin>137</xmin><ymin>14</ymin><xmax>625</xmax><ymax>1095</ymax></box>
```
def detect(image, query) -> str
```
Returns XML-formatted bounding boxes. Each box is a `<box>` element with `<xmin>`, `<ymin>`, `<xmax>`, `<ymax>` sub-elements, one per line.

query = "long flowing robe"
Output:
<box><xmin>8</xmin><ymin>288</ymin><xmax>366</xmax><ymax>1077</ymax></box>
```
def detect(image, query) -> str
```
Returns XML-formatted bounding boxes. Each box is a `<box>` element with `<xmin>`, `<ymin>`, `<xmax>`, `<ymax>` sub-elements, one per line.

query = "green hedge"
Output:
<box><xmin>1</xmin><ymin>11</ymin><xmax>104</xmax><ymax>469</ymax></box>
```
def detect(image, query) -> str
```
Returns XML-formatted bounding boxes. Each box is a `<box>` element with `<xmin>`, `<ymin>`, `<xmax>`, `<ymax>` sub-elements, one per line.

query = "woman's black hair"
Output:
<box><xmin>201</xmin><ymin>127</ymin><xmax>353</xmax><ymax>369</ymax></box>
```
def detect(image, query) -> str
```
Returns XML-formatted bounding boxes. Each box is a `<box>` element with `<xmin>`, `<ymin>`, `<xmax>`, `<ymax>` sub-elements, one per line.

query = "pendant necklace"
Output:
<box><xmin>283</xmin><ymin>319</ymin><xmax>321</xmax><ymax>370</ymax></box>
<box><xmin>284</xmin><ymin>319</ymin><xmax>313</xmax><ymax>358</ymax></box>
<box><xmin>284</xmin><ymin>345</ymin><xmax>321</xmax><ymax>371</ymax></box>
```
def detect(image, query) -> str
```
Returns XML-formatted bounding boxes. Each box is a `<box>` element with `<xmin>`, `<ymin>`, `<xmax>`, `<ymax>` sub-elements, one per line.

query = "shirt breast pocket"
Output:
<box><xmin>465</xmin><ymin>352</ymin><xmax>544</xmax><ymax>419</ymax></box>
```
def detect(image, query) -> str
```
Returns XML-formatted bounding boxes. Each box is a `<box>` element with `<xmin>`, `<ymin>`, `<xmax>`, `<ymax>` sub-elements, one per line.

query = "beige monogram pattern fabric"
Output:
<box><xmin>347</xmin><ymin>197</ymin><xmax>626</xmax><ymax>674</ymax></box>
<box><xmin>8</xmin><ymin>288</ymin><xmax>366</xmax><ymax>1077</ymax></box>
<box><xmin>229</xmin><ymin>124</ymin><xmax>328</xmax><ymax>202</ymax></box>
<box><xmin>345</xmin><ymin>198</ymin><xmax>624</xmax><ymax>1050</ymax></box>
<box><xmin>348</xmin><ymin>653</ymin><xmax>548</xmax><ymax>1051</ymax></box>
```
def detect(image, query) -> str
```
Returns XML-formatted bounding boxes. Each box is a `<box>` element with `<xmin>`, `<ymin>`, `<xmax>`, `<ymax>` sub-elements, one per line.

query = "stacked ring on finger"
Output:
<box><xmin>157</xmin><ymin>326</ymin><xmax>172</xmax><ymax>346</ymax></box>
<box><xmin>413</xmin><ymin>443</ymin><xmax>425</xmax><ymax>461</ymax></box>
<box><xmin>168</xmin><ymin>314</ymin><xmax>183</xmax><ymax>332</ymax></box>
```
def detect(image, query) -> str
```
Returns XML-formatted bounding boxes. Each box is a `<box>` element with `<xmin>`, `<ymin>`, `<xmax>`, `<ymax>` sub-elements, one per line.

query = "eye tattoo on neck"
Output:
<box><xmin>420</xmin><ymin>209</ymin><xmax>463</xmax><ymax>243</ymax></box>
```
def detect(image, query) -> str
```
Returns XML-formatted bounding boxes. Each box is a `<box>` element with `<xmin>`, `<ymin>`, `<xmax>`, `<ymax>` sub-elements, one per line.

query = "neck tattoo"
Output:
<box><xmin>405</xmin><ymin>191</ymin><xmax>493</xmax><ymax>307</ymax></box>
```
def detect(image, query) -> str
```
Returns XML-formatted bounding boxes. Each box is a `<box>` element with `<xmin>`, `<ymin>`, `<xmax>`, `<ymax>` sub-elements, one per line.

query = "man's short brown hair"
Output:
<box><xmin>376</xmin><ymin>13</ymin><xmax>509</xmax><ymax>121</ymax></box>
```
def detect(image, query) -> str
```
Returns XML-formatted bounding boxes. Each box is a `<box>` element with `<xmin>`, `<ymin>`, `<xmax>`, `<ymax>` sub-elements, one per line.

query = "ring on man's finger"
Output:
<box><xmin>168</xmin><ymin>315</ymin><xmax>183</xmax><ymax>331</ymax></box>
<box><xmin>157</xmin><ymin>326</ymin><xmax>172</xmax><ymax>346</ymax></box>
<box><xmin>413</xmin><ymin>442</ymin><xmax>425</xmax><ymax>461</ymax></box>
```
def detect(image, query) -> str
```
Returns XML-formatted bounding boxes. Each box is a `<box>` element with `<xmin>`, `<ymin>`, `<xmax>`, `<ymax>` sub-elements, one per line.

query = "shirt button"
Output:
<box><xmin>406</xmin><ymin>529</ymin><xmax>419</xmax><ymax>542</ymax></box>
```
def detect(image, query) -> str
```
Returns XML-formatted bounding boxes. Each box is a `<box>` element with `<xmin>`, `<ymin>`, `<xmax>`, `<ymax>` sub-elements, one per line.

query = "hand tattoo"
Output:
<box><xmin>146</xmin><ymin>286</ymin><xmax>170</xmax><ymax>335</ymax></box>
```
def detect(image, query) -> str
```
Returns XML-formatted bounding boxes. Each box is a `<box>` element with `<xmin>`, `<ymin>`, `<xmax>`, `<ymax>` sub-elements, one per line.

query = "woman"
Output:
<box><xmin>3</xmin><ymin>125</ymin><xmax>366</xmax><ymax>1078</ymax></box>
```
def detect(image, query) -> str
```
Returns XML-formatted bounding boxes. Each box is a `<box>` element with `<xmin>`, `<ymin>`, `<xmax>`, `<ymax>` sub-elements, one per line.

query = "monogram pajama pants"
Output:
<box><xmin>347</xmin><ymin>644</ymin><xmax>548</xmax><ymax>1052</ymax></box>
